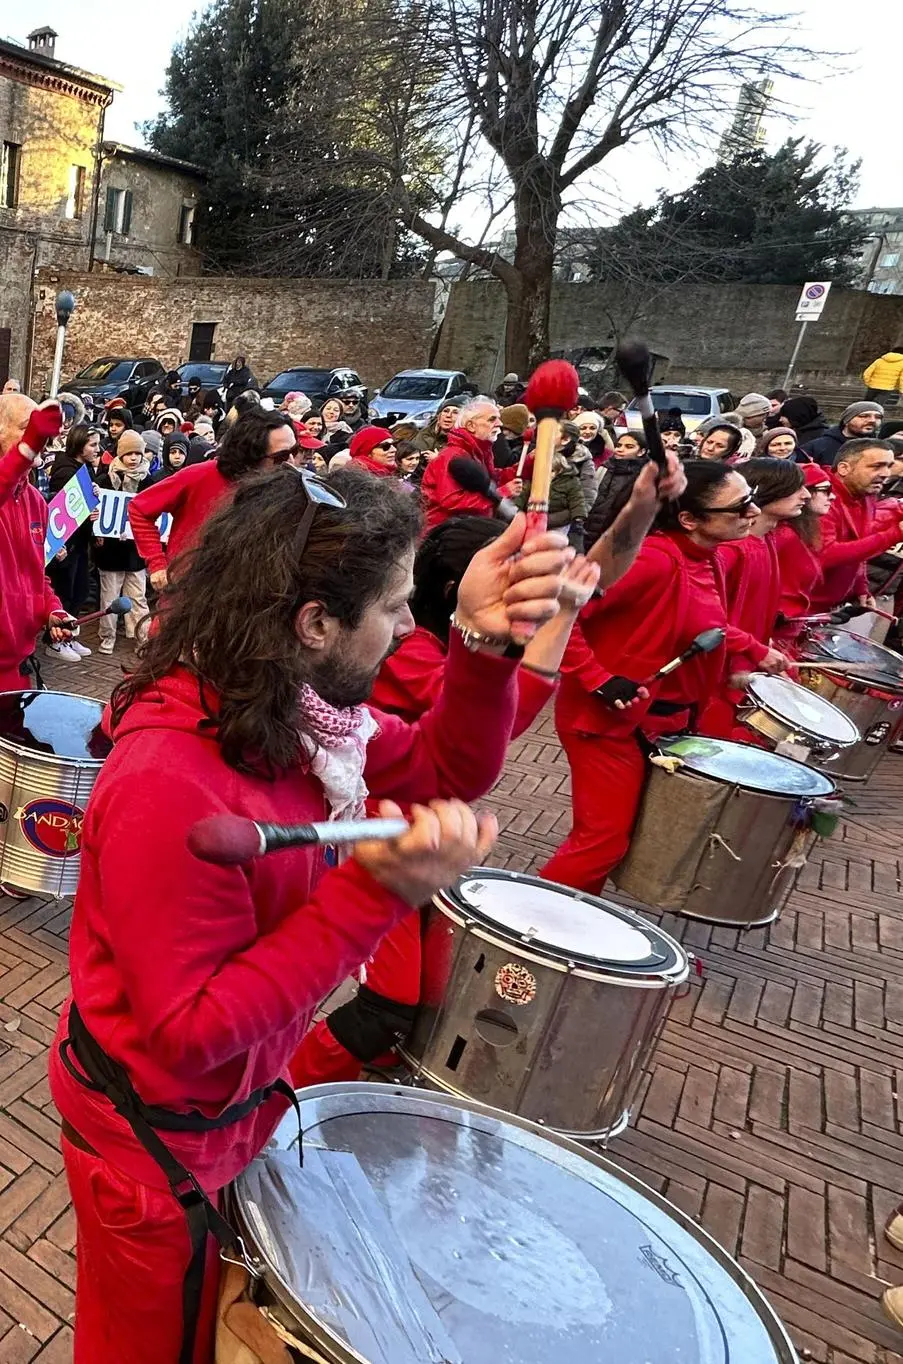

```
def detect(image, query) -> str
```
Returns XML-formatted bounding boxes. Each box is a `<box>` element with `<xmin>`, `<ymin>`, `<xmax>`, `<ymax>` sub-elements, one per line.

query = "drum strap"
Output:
<box><xmin>60</xmin><ymin>1003</ymin><xmax>303</xmax><ymax>1364</ymax></box>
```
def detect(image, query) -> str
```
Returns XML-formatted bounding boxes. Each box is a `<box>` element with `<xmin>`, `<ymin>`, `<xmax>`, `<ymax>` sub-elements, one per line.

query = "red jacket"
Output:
<box><xmin>716</xmin><ymin>535</ymin><xmax>779</xmax><ymax>673</ymax></box>
<box><xmin>48</xmin><ymin>632</ymin><xmax>517</xmax><ymax>1192</ymax></box>
<box><xmin>773</xmin><ymin>522</ymin><xmax>822</xmax><ymax>627</ymax></box>
<box><xmin>556</xmin><ymin>533</ymin><xmax>728</xmax><ymax>739</ymax></box>
<box><xmin>128</xmin><ymin>459</ymin><xmax>233</xmax><ymax>576</ymax></box>
<box><xmin>0</xmin><ymin>445</ymin><xmax>62</xmax><ymax>683</ymax></box>
<box><xmin>372</xmin><ymin>623</ymin><xmax>555</xmax><ymax>734</ymax></box>
<box><xmin>421</xmin><ymin>428</ymin><xmax>499</xmax><ymax>530</ymax></box>
<box><xmin>813</xmin><ymin>473</ymin><xmax>902</xmax><ymax>610</ymax></box>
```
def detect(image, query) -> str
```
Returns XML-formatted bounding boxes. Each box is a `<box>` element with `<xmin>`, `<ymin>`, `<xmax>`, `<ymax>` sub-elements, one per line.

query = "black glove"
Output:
<box><xmin>595</xmin><ymin>676</ymin><xmax>641</xmax><ymax>707</ymax></box>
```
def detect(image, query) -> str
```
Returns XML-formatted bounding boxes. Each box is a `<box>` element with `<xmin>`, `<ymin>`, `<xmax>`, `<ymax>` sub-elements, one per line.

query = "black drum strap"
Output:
<box><xmin>60</xmin><ymin>1004</ymin><xmax>302</xmax><ymax>1364</ymax></box>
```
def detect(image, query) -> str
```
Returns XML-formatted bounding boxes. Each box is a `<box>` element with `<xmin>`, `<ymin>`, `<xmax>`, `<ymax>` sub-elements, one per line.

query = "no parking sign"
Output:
<box><xmin>795</xmin><ymin>281</ymin><xmax>831</xmax><ymax>323</ymax></box>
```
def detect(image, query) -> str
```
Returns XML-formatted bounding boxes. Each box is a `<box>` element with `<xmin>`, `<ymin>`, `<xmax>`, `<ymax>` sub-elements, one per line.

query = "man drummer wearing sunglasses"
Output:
<box><xmin>49</xmin><ymin>463</ymin><xmax>573</xmax><ymax>1364</ymax></box>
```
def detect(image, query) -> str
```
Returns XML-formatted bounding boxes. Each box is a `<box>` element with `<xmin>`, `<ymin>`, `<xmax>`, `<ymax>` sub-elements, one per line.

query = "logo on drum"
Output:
<box><xmin>494</xmin><ymin>962</ymin><xmax>537</xmax><ymax>1006</ymax></box>
<box><xmin>15</xmin><ymin>799</ymin><xmax>85</xmax><ymax>857</ymax></box>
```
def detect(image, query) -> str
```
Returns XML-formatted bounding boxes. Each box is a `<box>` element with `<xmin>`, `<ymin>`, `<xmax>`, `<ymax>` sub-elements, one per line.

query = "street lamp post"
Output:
<box><xmin>49</xmin><ymin>290</ymin><xmax>76</xmax><ymax>399</ymax></box>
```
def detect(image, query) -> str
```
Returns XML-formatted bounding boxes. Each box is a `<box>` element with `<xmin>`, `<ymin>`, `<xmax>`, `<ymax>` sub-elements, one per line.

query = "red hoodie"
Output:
<box><xmin>128</xmin><ymin>459</ymin><xmax>233</xmax><ymax>576</ymax></box>
<box><xmin>48</xmin><ymin>632</ymin><xmax>517</xmax><ymax>1193</ymax></box>
<box><xmin>421</xmin><ymin>428</ymin><xmax>499</xmax><ymax>530</ymax></box>
<box><xmin>716</xmin><ymin>535</ymin><xmax>780</xmax><ymax>674</ymax></box>
<box><xmin>812</xmin><ymin>472</ymin><xmax>902</xmax><ymax>610</ymax></box>
<box><xmin>0</xmin><ymin>445</ymin><xmax>62</xmax><ymax>686</ymax></box>
<box><xmin>372</xmin><ymin>623</ymin><xmax>555</xmax><ymax>733</ymax></box>
<box><xmin>773</xmin><ymin>521</ymin><xmax>822</xmax><ymax>628</ymax></box>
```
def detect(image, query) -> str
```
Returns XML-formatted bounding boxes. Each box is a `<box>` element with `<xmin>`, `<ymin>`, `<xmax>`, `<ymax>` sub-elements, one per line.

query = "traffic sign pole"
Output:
<box><xmin>782</xmin><ymin>320</ymin><xmax>808</xmax><ymax>391</ymax></box>
<box><xmin>782</xmin><ymin>282</ymin><xmax>830</xmax><ymax>390</ymax></box>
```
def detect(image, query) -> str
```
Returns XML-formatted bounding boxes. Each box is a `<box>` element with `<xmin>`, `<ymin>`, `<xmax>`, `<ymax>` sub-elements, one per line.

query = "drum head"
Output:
<box><xmin>236</xmin><ymin>1085</ymin><xmax>794</xmax><ymax>1364</ymax></box>
<box><xmin>805</xmin><ymin>627</ymin><xmax>903</xmax><ymax>691</ymax></box>
<box><xmin>448</xmin><ymin>870</ymin><xmax>679</xmax><ymax>972</ymax></box>
<box><xmin>747</xmin><ymin>673</ymin><xmax>859</xmax><ymax>746</ymax></box>
<box><xmin>659</xmin><ymin>735</ymin><xmax>835</xmax><ymax>797</ymax></box>
<box><xmin>0</xmin><ymin>692</ymin><xmax>111</xmax><ymax>762</ymax></box>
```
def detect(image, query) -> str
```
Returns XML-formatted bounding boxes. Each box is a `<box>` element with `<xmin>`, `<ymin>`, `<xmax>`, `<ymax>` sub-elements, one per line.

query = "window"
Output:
<box><xmin>103</xmin><ymin>186</ymin><xmax>133</xmax><ymax>236</ymax></box>
<box><xmin>65</xmin><ymin>164</ymin><xmax>86</xmax><ymax>219</ymax></box>
<box><xmin>1</xmin><ymin>142</ymin><xmax>20</xmax><ymax>208</ymax></box>
<box><xmin>178</xmin><ymin>203</ymin><xmax>196</xmax><ymax>245</ymax></box>
<box><xmin>879</xmin><ymin>252</ymin><xmax>900</xmax><ymax>269</ymax></box>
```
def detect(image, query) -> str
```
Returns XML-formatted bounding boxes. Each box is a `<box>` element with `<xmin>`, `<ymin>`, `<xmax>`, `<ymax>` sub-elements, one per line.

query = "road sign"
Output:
<box><xmin>795</xmin><ymin>281</ymin><xmax>831</xmax><ymax>323</ymax></box>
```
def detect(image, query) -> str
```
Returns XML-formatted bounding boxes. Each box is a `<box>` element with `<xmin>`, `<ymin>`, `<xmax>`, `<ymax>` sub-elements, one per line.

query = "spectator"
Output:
<box><xmin>2</xmin><ymin>378</ymin><xmax>20</xmax><ymax>394</ymax></box>
<box><xmin>182</xmin><ymin>376</ymin><xmax>204</xmax><ymax>420</ymax></box>
<box><xmin>159</xmin><ymin>435</ymin><xmax>188</xmax><ymax>477</ymax></box>
<box><xmin>737</xmin><ymin>392</ymin><xmax>771</xmax><ymax>437</ymax></box>
<box><xmin>349</xmin><ymin>426</ymin><xmax>398</xmax><ymax>477</ymax></box>
<box><xmin>767</xmin><ymin>388</ymin><xmax>788</xmax><ymax>414</ymax></box>
<box><xmin>320</xmin><ymin>396</ymin><xmax>354</xmax><ymax>451</ymax></box>
<box><xmin>695</xmin><ymin>419</ymin><xmax>743</xmax><ymax>461</ymax></box>
<box><xmin>338</xmin><ymin>390</ymin><xmax>366</xmax><ymax>435</ymax></box>
<box><xmin>154</xmin><ymin>408</ymin><xmax>182</xmax><ymax>441</ymax></box>
<box><xmin>303</xmin><ymin>411</ymin><xmax>325</xmax><ymax>440</ymax></box>
<box><xmin>396</xmin><ymin>441</ymin><xmax>424</xmax><ymax>486</ymax></box>
<box><xmin>192</xmin><ymin>417</ymin><xmax>216</xmax><ymax>447</ymax></box>
<box><xmin>811</xmin><ymin>438</ymin><xmax>903</xmax><ymax>611</ymax></box>
<box><xmin>47</xmin><ymin>425</ymin><xmax>104</xmax><ymax>650</ymax></box>
<box><xmin>517</xmin><ymin>444</ymin><xmax>586</xmax><ymax>549</ymax></box>
<box><xmin>494</xmin><ymin>372</ymin><xmax>525</xmax><ymax>405</ymax></box>
<box><xmin>420</xmin><ymin>398</ymin><xmax>506</xmax><ymax>530</ymax></box>
<box><xmin>103</xmin><ymin>408</ymin><xmax>133</xmax><ymax>461</ymax></box>
<box><xmin>863</xmin><ymin>344</ymin><xmax>903</xmax><ymax>408</ymax></box>
<box><xmin>201</xmin><ymin>390</ymin><xmax>225</xmax><ymax>433</ymax></box>
<box><xmin>496</xmin><ymin>403</ymin><xmax>531</xmax><ymax>468</ymax></box>
<box><xmin>598</xmin><ymin>391</ymin><xmax>627</xmax><ymax>441</ymax></box>
<box><xmin>159</xmin><ymin>371</ymin><xmax>183</xmax><ymax>410</ymax></box>
<box><xmin>281</xmin><ymin>391</ymin><xmax>311</xmax><ymax>425</ymax></box>
<box><xmin>559</xmin><ymin>420</ymin><xmax>597</xmax><ymax>513</ymax></box>
<box><xmin>94</xmin><ymin>433</ymin><xmax>155</xmax><ymax>654</ymax></box>
<box><xmin>415</xmin><ymin>397</ymin><xmax>465</xmax><ymax>455</ymax></box>
<box><xmin>781</xmin><ymin>395</ymin><xmax>829</xmax><ymax>450</ymax></box>
<box><xmin>576</xmin><ymin>411</ymin><xmax>614</xmax><ymax>468</ymax></box>
<box><xmin>142</xmin><ymin>429</ymin><xmax>164</xmax><ymax>476</ymax></box>
<box><xmin>803</xmin><ymin>400</ymin><xmax>885</xmax><ymax>466</ymax></box>
<box><xmin>756</xmin><ymin>427</ymin><xmax>805</xmax><ymax>461</ymax></box>
<box><xmin>223</xmin><ymin>355</ymin><xmax>258</xmax><ymax>407</ymax></box>
<box><xmin>659</xmin><ymin>406</ymin><xmax>686</xmax><ymax>439</ymax></box>
<box><xmin>584</xmin><ymin>431</ymin><xmax>649</xmax><ymax>550</ymax></box>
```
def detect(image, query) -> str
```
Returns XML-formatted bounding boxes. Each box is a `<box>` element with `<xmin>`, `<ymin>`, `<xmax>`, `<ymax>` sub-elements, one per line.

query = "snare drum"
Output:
<box><xmin>613</xmin><ymin>736</ymin><xmax>836</xmax><ymax>927</ymax></box>
<box><xmin>0</xmin><ymin>691</ymin><xmax>111</xmax><ymax>896</ymax></box>
<box><xmin>229</xmin><ymin>1083</ymin><xmax>797</xmax><ymax>1364</ymax></box>
<box><xmin>740</xmin><ymin>672</ymin><xmax>859</xmax><ymax>760</ymax></box>
<box><xmin>798</xmin><ymin>627</ymin><xmax>903</xmax><ymax>781</ymax></box>
<box><xmin>399</xmin><ymin>869</ymin><xmax>687</xmax><ymax>1140</ymax></box>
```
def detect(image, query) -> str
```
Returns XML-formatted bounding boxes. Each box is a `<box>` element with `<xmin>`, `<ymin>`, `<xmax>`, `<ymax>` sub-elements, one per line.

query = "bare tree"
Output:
<box><xmin>398</xmin><ymin>0</ymin><xmax>813</xmax><ymax>375</ymax></box>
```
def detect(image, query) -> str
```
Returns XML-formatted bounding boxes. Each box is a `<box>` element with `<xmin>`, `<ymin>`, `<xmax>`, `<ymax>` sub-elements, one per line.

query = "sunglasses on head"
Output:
<box><xmin>294</xmin><ymin>471</ymin><xmax>347</xmax><ymax>563</ymax></box>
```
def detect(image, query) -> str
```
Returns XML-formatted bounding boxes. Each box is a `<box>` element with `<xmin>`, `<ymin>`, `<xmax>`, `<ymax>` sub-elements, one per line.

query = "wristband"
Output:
<box><xmin>449</xmin><ymin>612</ymin><xmax>510</xmax><ymax>652</ymax></box>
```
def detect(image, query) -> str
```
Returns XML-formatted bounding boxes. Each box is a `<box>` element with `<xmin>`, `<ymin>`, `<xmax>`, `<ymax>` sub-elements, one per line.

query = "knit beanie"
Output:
<box><xmin>697</xmin><ymin>414</ymin><xmax>741</xmax><ymax>438</ymax></box>
<box><xmin>841</xmin><ymin>400</ymin><xmax>884</xmax><ymax>427</ymax></box>
<box><xmin>802</xmin><ymin>463</ymin><xmax>832</xmax><ymax>488</ymax></box>
<box><xmin>349</xmin><ymin>425</ymin><xmax>392</xmax><ymax>461</ymax></box>
<box><xmin>499</xmin><ymin>404</ymin><xmax>530</xmax><ymax>436</ymax></box>
<box><xmin>757</xmin><ymin>427</ymin><xmax>799</xmax><ymax>454</ymax></box>
<box><xmin>575</xmin><ymin>411</ymin><xmax>603</xmax><ymax>433</ymax></box>
<box><xmin>163</xmin><ymin>431</ymin><xmax>190</xmax><ymax>457</ymax></box>
<box><xmin>738</xmin><ymin>392</ymin><xmax>771</xmax><ymax>421</ymax></box>
<box><xmin>142</xmin><ymin>429</ymin><xmax>163</xmax><ymax>458</ymax></box>
<box><xmin>193</xmin><ymin>417</ymin><xmax>215</xmax><ymax>438</ymax></box>
<box><xmin>116</xmin><ymin>430</ymin><xmax>146</xmax><ymax>457</ymax></box>
<box><xmin>780</xmin><ymin>396</ymin><xmax>819</xmax><ymax>429</ymax></box>
<box><xmin>501</xmin><ymin>372</ymin><xmax>519</xmax><ymax>384</ymax></box>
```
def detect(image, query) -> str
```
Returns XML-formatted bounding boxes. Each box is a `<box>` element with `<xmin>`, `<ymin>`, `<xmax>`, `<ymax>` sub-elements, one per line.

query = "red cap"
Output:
<box><xmin>297</xmin><ymin>432</ymin><xmax>326</xmax><ymax>451</ymax></box>
<box><xmin>802</xmin><ymin>463</ymin><xmax>831</xmax><ymax>488</ymax></box>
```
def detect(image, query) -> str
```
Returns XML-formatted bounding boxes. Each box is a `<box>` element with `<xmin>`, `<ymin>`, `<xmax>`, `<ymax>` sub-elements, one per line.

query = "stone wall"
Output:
<box><xmin>95</xmin><ymin>151</ymin><xmax>203</xmax><ymax>279</ymax></box>
<box><xmin>30</xmin><ymin>270</ymin><xmax>440</xmax><ymax>394</ymax></box>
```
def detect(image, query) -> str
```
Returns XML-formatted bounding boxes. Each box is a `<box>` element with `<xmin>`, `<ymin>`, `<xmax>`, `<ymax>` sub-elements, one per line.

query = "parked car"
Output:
<box><xmin>625</xmin><ymin>385</ymin><xmax>735</xmax><ymax>434</ymax></box>
<box><xmin>61</xmin><ymin>357</ymin><xmax>165</xmax><ymax>412</ymax></box>
<box><xmin>369</xmin><ymin>369</ymin><xmax>474</xmax><ymax>427</ymax></box>
<box><xmin>176</xmin><ymin>361</ymin><xmax>229</xmax><ymax>398</ymax></box>
<box><xmin>260</xmin><ymin>367</ymin><xmax>367</xmax><ymax>407</ymax></box>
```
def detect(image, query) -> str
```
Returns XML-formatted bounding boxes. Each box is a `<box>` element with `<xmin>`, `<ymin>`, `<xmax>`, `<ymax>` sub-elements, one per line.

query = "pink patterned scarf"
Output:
<box><xmin>299</xmin><ymin>685</ymin><xmax>378</xmax><ymax>822</ymax></box>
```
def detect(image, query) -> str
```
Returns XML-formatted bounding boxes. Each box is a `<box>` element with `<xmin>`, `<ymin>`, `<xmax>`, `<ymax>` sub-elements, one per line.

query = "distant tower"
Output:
<box><xmin>717</xmin><ymin>79</ymin><xmax>773</xmax><ymax>162</ymax></box>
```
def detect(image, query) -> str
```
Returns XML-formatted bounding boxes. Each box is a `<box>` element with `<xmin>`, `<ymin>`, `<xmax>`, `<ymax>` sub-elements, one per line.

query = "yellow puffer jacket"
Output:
<box><xmin>863</xmin><ymin>351</ymin><xmax>903</xmax><ymax>392</ymax></box>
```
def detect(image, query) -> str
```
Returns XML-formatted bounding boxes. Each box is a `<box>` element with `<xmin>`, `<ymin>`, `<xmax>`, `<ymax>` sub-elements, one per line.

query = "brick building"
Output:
<box><xmin>95</xmin><ymin>142</ymin><xmax>204</xmax><ymax>279</ymax></box>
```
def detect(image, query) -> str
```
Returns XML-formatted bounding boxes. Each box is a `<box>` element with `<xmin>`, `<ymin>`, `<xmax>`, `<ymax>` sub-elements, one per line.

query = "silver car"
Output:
<box><xmin>625</xmin><ymin>385</ymin><xmax>735</xmax><ymax>434</ymax></box>
<box><xmin>369</xmin><ymin>369</ymin><xmax>473</xmax><ymax>428</ymax></box>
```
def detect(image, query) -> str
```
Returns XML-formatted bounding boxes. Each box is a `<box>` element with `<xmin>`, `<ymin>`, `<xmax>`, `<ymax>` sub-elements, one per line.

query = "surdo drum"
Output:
<box><xmin>797</xmin><ymin>627</ymin><xmax>903</xmax><ymax>781</ymax></box>
<box><xmin>229</xmin><ymin>1083</ymin><xmax>798</xmax><ymax>1364</ymax></box>
<box><xmin>739</xmin><ymin>672</ymin><xmax>859</xmax><ymax>762</ymax></box>
<box><xmin>613</xmin><ymin>736</ymin><xmax>838</xmax><ymax>928</ymax></box>
<box><xmin>0</xmin><ymin>692</ymin><xmax>111</xmax><ymax>896</ymax></box>
<box><xmin>398</xmin><ymin>868</ymin><xmax>688</xmax><ymax>1140</ymax></box>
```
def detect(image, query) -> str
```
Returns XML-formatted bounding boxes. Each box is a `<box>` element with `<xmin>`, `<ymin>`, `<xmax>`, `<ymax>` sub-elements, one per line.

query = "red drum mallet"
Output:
<box><xmin>522</xmin><ymin>360</ymin><xmax>580</xmax><ymax>539</ymax></box>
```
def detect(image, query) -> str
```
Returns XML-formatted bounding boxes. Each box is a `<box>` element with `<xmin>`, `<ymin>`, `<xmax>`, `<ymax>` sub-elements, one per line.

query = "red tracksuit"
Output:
<box><xmin>540</xmin><ymin>532</ymin><xmax>728</xmax><ymax>894</ymax></box>
<box><xmin>420</xmin><ymin>428</ymin><xmax>499</xmax><ymax>529</ymax></box>
<box><xmin>812</xmin><ymin>472</ymin><xmax>902</xmax><ymax>611</ymax></box>
<box><xmin>290</xmin><ymin>624</ymin><xmax>556</xmax><ymax>1087</ymax></box>
<box><xmin>699</xmin><ymin>535</ymin><xmax>779</xmax><ymax>738</ymax></box>
<box><xmin>0</xmin><ymin>443</ymin><xmax>63</xmax><ymax>689</ymax></box>
<box><xmin>128</xmin><ymin>459</ymin><xmax>233</xmax><ymax>577</ymax></box>
<box><xmin>48</xmin><ymin>633</ymin><xmax>518</xmax><ymax>1364</ymax></box>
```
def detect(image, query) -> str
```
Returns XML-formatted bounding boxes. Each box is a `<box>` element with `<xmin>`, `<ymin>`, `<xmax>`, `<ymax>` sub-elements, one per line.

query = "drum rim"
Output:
<box><xmin>0</xmin><ymin>689</ymin><xmax>109</xmax><ymax>765</ymax></box>
<box><xmin>657</xmin><ymin>735</ymin><xmax>837</xmax><ymax>798</ymax></box>
<box><xmin>799</xmin><ymin>661</ymin><xmax>903</xmax><ymax>700</ymax></box>
<box><xmin>233</xmin><ymin>1081</ymin><xmax>799</xmax><ymax>1364</ymax></box>
<box><xmin>438</xmin><ymin>868</ymin><xmax>685</xmax><ymax>976</ymax></box>
<box><xmin>745</xmin><ymin>673</ymin><xmax>860</xmax><ymax>746</ymax></box>
<box><xmin>803</xmin><ymin>628</ymin><xmax>903</xmax><ymax>694</ymax></box>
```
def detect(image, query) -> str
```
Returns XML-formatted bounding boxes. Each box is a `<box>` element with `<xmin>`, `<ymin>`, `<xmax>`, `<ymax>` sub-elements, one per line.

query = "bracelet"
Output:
<box><xmin>449</xmin><ymin>612</ymin><xmax>510</xmax><ymax>652</ymax></box>
<box><xmin>521</xmin><ymin>662</ymin><xmax>558</xmax><ymax>678</ymax></box>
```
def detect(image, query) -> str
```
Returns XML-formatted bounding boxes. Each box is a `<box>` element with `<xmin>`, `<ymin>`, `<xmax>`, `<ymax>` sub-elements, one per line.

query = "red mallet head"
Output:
<box><xmin>524</xmin><ymin>360</ymin><xmax>579</xmax><ymax>420</ymax></box>
<box><xmin>615</xmin><ymin>340</ymin><xmax>654</xmax><ymax>399</ymax></box>
<box><xmin>187</xmin><ymin>814</ymin><xmax>263</xmax><ymax>865</ymax></box>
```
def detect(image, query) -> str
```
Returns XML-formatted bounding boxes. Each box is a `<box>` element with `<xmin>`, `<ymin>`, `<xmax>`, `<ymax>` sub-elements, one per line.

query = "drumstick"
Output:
<box><xmin>615</xmin><ymin>340</ymin><xmax>667</xmax><ymax>472</ymax></box>
<box><xmin>187</xmin><ymin>813</ymin><xmax>409</xmax><ymax>865</ymax></box>
<box><xmin>52</xmin><ymin>596</ymin><xmax>132</xmax><ymax>631</ymax></box>
<box><xmin>639</xmin><ymin>629</ymin><xmax>725</xmax><ymax>686</ymax></box>
<box><xmin>522</xmin><ymin>361</ymin><xmax>579</xmax><ymax>538</ymax></box>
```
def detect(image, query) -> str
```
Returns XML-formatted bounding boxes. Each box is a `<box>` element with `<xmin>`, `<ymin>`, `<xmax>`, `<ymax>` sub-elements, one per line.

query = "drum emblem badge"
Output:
<box><xmin>494</xmin><ymin>962</ymin><xmax>537</xmax><ymax>1006</ymax></box>
<box><xmin>15</xmin><ymin>799</ymin><xmax>85</xmax><ymax>857</ymax></box>
<box><xmin>639</xmin><ymin>1243</ymin><xmax>682</xmax><ymax>1287</ymax></box>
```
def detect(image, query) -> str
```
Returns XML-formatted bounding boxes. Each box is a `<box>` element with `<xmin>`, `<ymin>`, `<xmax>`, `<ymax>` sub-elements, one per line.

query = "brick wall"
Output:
<box><xmin>30</xmin><ymin>270</ymin><xmax>440</xmax><ymax>394</ymax></box>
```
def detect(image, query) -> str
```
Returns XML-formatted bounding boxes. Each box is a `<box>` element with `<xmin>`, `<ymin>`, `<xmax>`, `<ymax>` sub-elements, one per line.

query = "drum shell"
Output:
<box><xmin>612</xmin><ymin>765</ymin><xmax>813</xmax><ymax>926</ymax></box>
<box><xmin>798</xmin><ymin>668</ymin><xmax>902</xmax><ymax>781</ymax></box>
<box><xmin>400</xmin><ymin>892</ymin><xmax>688</xmax><ymax>1139</ymax></box>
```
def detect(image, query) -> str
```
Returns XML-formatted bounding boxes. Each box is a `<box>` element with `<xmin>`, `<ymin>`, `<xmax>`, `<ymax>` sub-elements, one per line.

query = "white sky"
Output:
<box><xmin>1</xmin><ymin>0</ymin><xmax>896</xmax><ymax>217</ymax></box>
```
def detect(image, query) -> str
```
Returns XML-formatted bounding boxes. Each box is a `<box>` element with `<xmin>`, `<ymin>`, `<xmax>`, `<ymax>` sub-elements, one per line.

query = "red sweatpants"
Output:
<box><xmin>540</xmin><ymin>730</ymin><xmax>646</xmax><ymax>894</ymax></box>
<box><xmin>289</xmin><ymin>908</ymin><xmax>424</xmax><ymax>1087</ymax></box>
<box><xmin>62</xmin><ymin>1133</ymin><xmax>221</xmax><ymax>1364</ymax></box>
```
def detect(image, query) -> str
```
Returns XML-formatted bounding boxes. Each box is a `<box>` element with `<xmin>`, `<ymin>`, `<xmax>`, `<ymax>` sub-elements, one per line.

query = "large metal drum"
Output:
<box><xmin>399</xmin><ymin>868</ymin><xmax>688</xmax><ymax>1139</ymax></box>
<box><xmin>613</xmin><ymin>736</ymin><xmax>837</xmax><ymax>927</ymax></box>
<box><xmin>739</xmin><ymin>672</ymin><xmax>859</xmax><ymax>762</ymax></box>
<box><xmin>798</xmin><ymin>627</ymin><xmax>903</xmax><ymax>781</ymax></box>
<box><xmin>0</xmin><ymin>692</ymin><xmax>111</xmax><ymax>896</ymax></box>
<box><xmin>229</xmin><ymin>1083</ymin><xmax>798</xmax><ymax>1364</ymax></box>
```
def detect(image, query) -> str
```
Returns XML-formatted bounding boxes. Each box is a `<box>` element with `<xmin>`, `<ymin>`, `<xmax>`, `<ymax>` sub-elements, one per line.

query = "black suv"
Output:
<box><xmin>61</xmin><ymin>357</ymin><xmax>166</xmax><ymax>413</ymax></box>
<box><xmin>260</xmin><ymin>366</ymin><xmax>368</xmax><ymax>407</ymax></box>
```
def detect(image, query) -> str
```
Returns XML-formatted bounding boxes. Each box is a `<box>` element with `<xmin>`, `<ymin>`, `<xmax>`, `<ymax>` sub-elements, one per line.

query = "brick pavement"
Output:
<box><xmin>0</xmin><ymin>628</ymin><xmax>901</xmax><ymax>1362</ymax></box>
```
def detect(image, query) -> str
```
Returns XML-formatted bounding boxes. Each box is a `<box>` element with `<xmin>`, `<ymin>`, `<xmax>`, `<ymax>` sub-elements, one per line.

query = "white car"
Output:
<box><xmin>625</xmin><ymin>386</ymin><xmax>735</xmax><ymax>434</ymax></box>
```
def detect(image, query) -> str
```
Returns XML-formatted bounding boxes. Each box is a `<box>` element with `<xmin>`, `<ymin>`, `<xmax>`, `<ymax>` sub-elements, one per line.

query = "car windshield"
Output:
<box><xmin>267</xmin><ymin>369</ymin><xmax>331</xmax><ymax>394</ymax></box>
<box><xmin>382</xmin><ymin>375</ymin><xmax>449</xmax><ymax>400</ymax></box>
<box><xmin>178</xmin><ymin>364</ymin><xmax>226</xmax><ymax>385</ymax></box>
<box><xmin>633</xmin><ymin>391</ymin><xmax>713</xmax><ymax>416</ymax></box>
<box><xmin>75</xmin><ymin>360</ymin><xmax>133</xmax><ymax>383</ymax></box>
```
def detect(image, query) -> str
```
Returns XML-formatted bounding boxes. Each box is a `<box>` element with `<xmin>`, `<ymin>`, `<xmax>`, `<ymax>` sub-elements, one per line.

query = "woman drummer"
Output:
<box><xmin>773</xmin><ymin>463</ymin><xmax>836</xmax><ymax>645</ymax></box>
<box><xmin>541</xmin><ymin>461</ymin><xmax>785</xmax><ymax>896</ymax></box>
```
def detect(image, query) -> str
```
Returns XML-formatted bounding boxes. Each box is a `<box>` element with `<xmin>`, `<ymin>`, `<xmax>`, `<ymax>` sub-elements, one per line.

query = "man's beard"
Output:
<box><xmin>307</xmin><ymin>637</ymin><xmax>402</xmax><ymax>709</ymax></box>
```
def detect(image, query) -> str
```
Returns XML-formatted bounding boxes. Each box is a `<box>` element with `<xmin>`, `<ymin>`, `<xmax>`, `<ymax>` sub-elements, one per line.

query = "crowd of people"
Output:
<box><xmin>3</xmin><ymin>343</ymin><xmax>903</xmax><ymax>1360</ymax></box>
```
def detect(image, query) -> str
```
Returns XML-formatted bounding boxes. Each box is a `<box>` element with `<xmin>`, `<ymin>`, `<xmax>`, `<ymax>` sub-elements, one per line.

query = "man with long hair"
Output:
<box><xmin>128</xmin><ymin>407</ymin><xmax>297</xmax><ymax>592</ymax></box>
<box><xmin>49</xmin><ymin>465</ymin><xmax>572</xmax><ymax>1364</ymax></box>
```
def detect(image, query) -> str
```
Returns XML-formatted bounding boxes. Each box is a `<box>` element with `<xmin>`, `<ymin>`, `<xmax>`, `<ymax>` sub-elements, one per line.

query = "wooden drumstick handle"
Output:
<box><xmin>522</xmin><ymin>360</ymin><xmax>580</xmax><ymax>539</ymax></box>
<box><xmin>525</xmin><ymin>414</ymin><xmax>557</xmax><ymax>539</ymax></box>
